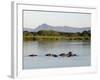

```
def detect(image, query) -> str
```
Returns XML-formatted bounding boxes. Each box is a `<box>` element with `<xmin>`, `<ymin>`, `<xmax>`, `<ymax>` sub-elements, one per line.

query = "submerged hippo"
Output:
<box><xmin>66</xmin><ymin>52</ymin><xmax>72</xmax><ymax>57</ymax></box>
<box><xmin>45</xmin><ymin>54</ymin><xmax>52</xmax><ymax>56</ymax></box>
<box><xmin>52</xmin><ymin>54</ymin><xmax>58</xmax><ymax>57</ymax></box>
<box><xmin>59</xmin><ymin>52</ymin><xmax>78</xmax><ymax>57</ymax></box>
<box><xmin>28</xmin><ymin>54</ymin><xmax>38</xmax><ymax>57</ymax></box>
<box><xmin>72</xmin><ymin>54</ymin><xmax>77</xmax><ymax>56</ymax></box>
<box><xmin>66</xmin><ymin>52</ymin><xmax>78</xmax><ymax>57</ymax></box>
<box><xmin>45</xmin><ymin>54</ymin><xmax>58</xmax><ymax>57</ymax></box>
<box><xmin>59</xmin><ymin>53</ymin><xmax>66</xmax><ymax>57</ymax></box>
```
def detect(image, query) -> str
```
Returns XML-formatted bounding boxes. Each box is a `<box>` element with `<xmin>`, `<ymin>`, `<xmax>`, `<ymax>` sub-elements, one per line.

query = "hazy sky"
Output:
<box><xmin>23</xmin><ymin>10</ymin><xmax>91</xmax><ymax>29</ymax></box>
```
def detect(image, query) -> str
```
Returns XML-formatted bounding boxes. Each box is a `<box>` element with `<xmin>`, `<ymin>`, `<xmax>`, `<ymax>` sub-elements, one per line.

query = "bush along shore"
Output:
<box><xmin>23</xmin><ymin>30</ymin><xmax>91</xmax><ymax>41</ymax></box>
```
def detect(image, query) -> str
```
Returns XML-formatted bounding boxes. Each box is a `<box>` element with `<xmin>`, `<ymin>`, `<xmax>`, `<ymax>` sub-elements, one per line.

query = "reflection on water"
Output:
<box><xmin>23</xmin><ymin>41</ymin><xmax>91</xmax><ymax>69</ymax></box>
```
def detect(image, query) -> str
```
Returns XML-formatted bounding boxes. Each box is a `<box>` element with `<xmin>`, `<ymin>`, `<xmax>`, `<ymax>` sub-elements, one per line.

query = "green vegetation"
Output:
<box><xmin>23</xmin><ymin>30</ymin><xmax>91</xmax><ymax>41</ymax></box>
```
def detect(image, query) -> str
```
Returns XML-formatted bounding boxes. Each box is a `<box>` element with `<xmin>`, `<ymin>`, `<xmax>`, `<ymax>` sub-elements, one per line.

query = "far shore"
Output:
<box><xmin>23</xmin><ymin>36</ymin><xmax>91</xmax><ymax>41</ymax></box>
<box><xmin>23</xmin><ymin>30</ymin><xmax>91</xmax><ymax>41</ymax></box>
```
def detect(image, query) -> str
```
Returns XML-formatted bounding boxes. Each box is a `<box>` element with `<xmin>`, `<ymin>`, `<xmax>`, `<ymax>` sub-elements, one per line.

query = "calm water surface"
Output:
<box><xmin>23</xmin><ymin>41</ymin><xmax>91</xmax><ymax>69</ymax></box>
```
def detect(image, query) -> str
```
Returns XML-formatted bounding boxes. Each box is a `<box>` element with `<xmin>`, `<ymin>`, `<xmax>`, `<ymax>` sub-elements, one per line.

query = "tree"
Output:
<box><xmin>37</xmin><ymin>30</ymin><xmax>60</xmax><ymax>36</ymax></box>
<box><xmin>81</xmin><ymin>30</ymin><xmax>91</xmax><ymax>37</ymax></box>
<box><xmin>23</xmin><ymin>31</ymin><xmax>33</xmax><ymax>36</ymax></box>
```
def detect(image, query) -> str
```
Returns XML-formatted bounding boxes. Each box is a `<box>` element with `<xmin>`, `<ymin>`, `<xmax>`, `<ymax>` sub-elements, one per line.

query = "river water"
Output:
<box><xmin>23</xmin><ymin>41</ymin><xmax>91</xmax><ymax>69</ymax></box>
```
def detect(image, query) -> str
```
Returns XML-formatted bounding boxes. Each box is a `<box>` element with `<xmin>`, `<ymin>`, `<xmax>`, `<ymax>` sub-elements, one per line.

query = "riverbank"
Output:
<box><xmin>23</xmin><ymin>35</ymin><xmax>91</xmax><ymax>41</ymax></box>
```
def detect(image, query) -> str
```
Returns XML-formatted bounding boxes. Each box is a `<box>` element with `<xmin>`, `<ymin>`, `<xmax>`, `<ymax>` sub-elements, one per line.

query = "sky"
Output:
<box><xmin>23</xmin><ymin>10</ymin><xmax>91</xmax><ymax>29</ymax></box>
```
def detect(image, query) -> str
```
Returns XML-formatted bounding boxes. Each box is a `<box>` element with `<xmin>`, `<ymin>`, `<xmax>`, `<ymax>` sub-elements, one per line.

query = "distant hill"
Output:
<box><xmin>24</xmin><ymin>23</ymin><xmax>90</xmax><ymax>33</ymax></box>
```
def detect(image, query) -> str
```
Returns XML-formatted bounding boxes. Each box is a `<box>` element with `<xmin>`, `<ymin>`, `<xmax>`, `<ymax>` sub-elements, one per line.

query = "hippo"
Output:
<box><xmin>28</xmin><ymin>54</ymin><xmax>38</xmax><ymax>57</ymax></box>
<box><xmin>59</xmin><ymin>53</ymin><xmax>66</xmax><ymax>57</ymax></box>
<box><xmin>66</xmin><ymin>52</ymin><xmax>72</xmax><ymax>57</ymax></box>
<box><xmin>72</xmin><ymin>54</ymin><xmax>78</xmax><ymax>56</ymax></box>
<box><xmin>66</xmin><ymin>52</ymin><xmax>78</xmax><ymax>57</ymax></box>
<box><xmin>59</xmin><ymin>52</ymin><xmax>78</xmax><ymax>57</ymax></box>
<box><xmin>52</xmin><ymin>54</ymin><xmax>58</xmax><ymax>57</ymax></box>
<box><xmin>45</xmin><ymin>54</ymin><xmax>52</xmax><ymax>56</ymax></box>
<box><xmin>45</xmin><ymin>54</ymin><xmax>58</xmax><ymax>57</ymax></box>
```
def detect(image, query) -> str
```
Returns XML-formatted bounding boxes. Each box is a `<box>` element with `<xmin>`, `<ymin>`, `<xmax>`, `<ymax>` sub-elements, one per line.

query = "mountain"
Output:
<box><xmin>24</xmin><ymin>23</ymin><xmax>90</xmax><ymax>33</ymax></box>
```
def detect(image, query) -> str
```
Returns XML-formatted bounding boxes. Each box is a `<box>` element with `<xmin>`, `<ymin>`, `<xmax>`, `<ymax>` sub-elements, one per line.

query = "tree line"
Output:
<box><xmin>23</xmin><ymin>30</ymin><xmax>91</xmax><ymax>41</ymax></box>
